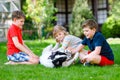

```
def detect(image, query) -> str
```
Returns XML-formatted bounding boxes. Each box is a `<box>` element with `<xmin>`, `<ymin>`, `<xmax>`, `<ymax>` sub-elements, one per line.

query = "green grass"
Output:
<box><xmin>0</xmin><ymin>39</ymin><xmax>120</xmax><ymax>80</ymax></box>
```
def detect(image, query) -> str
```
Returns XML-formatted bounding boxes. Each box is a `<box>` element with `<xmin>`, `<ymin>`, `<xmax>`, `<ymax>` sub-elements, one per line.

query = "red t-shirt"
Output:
<box><xmin>7</xmin><ymin>24</ymin><xmax>23</xmax><ymax>55</ymax></box>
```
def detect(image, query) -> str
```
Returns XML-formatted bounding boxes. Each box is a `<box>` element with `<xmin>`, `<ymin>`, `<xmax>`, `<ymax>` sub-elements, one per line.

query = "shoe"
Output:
<box><xmin>77</xmin><ymin>60</ymin><xmax>83</xmax><ymax>64</ymax></box>
<box><xmin>83</xmin><ymin>62</ymin><xmax>91</xmax><ymax>66</ymax></box>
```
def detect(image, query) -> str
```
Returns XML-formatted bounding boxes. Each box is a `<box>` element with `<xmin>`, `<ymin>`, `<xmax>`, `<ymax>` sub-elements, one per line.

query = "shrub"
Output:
<box><xmin>102</xmin><ymin>0</ymin><xmax>120</xmax><ymax>38</ymax></box>
<box><xmin>102</xmin><ymin>16</ymin><xmax>120</xmax><ymax>38</ymax></box>
<box><xmin>69</xmin><ymin>0</ymin><xmax>94</xmax><ymax>38</ymax></box>
<box><xmin>22</xmin><ymin>19</ymin><xmax>38</xmax><ymax>40</ymax></box>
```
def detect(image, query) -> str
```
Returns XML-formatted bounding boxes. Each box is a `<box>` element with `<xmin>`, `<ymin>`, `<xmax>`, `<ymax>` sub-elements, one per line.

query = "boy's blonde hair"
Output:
<box><xmin>53</xmin><ymin>25</ymin><xmax>68</xmax><ymax>38</ymax></box>
<box><xmin>82</xmin><ymin>19</ymin><xmax>98</xmax><ymax>30</ymax></box>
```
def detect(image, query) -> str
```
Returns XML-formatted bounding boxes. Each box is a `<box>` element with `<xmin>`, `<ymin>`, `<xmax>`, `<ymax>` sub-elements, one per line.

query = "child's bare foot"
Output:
<box><xmin>4</xmin><ymin>61</ymin><xmax>17</xmax><ymax>65</ymax></box>
<box><xmin>4</xmin><ymin>61</ymin><xmax>11</xmax><ymax>65</ymax></box>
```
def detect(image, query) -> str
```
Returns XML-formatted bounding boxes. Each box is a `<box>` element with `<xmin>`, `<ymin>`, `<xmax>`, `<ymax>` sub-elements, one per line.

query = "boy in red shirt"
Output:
<box><xmin>5</xmin><ymin>11</ymin><xmax>39</xmax><ymax>65</ymax></box>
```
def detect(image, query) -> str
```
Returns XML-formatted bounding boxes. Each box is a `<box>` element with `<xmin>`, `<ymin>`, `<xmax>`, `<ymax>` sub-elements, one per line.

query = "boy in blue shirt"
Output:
<box><xmin>71</xmin><ymin>19</ymin><xmax>114</xmax><ymax>66</ymax></box>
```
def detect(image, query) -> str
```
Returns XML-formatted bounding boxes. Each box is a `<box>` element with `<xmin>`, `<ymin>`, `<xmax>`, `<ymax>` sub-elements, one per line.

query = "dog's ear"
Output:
<box><xmin>43</xmin><ymin>44</ymin><xmax>53</xmax><ymax>52</ymax></box>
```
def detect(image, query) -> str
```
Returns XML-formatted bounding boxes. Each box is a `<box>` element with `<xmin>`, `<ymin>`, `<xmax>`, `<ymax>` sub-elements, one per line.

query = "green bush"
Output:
<box><xmin>102</xmin><ymin>16</ymin><xmax>120</xmax><ymax>38</ymax></box>
<box><xmin>102</xmin><ymin>0</ymin><xmax>120</xmax><ymax>38</ymax></box>
<box><xmin>22</xmin><ymin>2</ymin><xmax>39</xmax><ymax>40</ymax></box>
<box><xmin>22</xmin><ymin>19</ymin><xmax>39</xmax><ymax>40</ymax></box>
<box><xmin>41</xmin><ymin>24</ymin><xmax>53</xmax><ymax>39</ymax></box>
<box><xmin>22</xmin><ymin>29</ymin><xmax>38</xmax><ymax>40</ymax></box>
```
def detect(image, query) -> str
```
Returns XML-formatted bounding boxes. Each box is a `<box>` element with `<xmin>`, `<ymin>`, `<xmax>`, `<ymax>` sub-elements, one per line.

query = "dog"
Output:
<box><xmin>39</xmin><ymin>44</ymin><xmax>79</xmax><ymax>68</ymax></box>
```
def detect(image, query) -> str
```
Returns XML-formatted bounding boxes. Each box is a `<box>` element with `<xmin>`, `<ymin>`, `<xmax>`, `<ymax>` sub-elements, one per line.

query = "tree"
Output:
<box><xmin>69</xmin><ymin>0</ymin><xmax>94</xmax><ymax>38</ymax></box>
<box><xmin>23</xmin><ymin>0</ymin><xmax>57</xmax><ymax>38</ymax></box>
<box><xmin>109</xmin><ymin>0</ymin><xmax>120</xmax><ymax>20</ymax></box>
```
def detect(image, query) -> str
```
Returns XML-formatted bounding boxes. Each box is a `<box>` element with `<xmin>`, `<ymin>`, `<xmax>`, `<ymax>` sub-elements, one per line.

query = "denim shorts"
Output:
<box><xmin>7</xmin><ymin>52</ymin><xmax>29</xmax><ymax>62</ymax></box>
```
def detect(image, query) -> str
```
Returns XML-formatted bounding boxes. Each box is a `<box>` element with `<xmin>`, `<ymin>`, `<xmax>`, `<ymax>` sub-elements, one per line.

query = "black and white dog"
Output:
<box><xmin>39</xmin><ymin>44</ymin><xmax>79</xmax><ymax>68</ymax></box>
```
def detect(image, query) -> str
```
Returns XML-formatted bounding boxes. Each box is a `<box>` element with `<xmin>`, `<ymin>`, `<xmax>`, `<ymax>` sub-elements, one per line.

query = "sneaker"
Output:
<box><xmin>83</xmin><ymin>62</ymin><xmax>91</xmax><ymax>66</ymax></box>
<box><xmin>77</xmin><ymin>60</ymin><xmax>83</xmax><ymax>64</ymax></box>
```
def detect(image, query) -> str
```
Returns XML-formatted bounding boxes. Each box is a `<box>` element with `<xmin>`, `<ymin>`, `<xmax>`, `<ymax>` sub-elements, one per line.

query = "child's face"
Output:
<box><xmin>55</xmin><ymin>31</ymin><xmax>65</xmax><ymax>43</ymax></box>
<box><xmin>83</xmin><ymin>26</ymin><xmax>96</xmax><ymax>39</ymax></box>
<box><xmin>13</xmin><ymin>18</ymin><xmax>25</xmax><ymax>29</ymax></box>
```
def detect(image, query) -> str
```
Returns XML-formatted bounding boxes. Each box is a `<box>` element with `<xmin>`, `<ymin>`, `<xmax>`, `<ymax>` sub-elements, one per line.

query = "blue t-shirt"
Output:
<box><xmin>82</xmin><ymin>32</ymin><xmax>114</xmax><ymax>61</ymax></box>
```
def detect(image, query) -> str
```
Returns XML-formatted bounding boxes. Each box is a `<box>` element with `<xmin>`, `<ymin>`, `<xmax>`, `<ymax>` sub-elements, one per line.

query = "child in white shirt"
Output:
<box><xmin>52</xmin><ymin>25</ymin><xmax>82</xmax><ymax>53</ymax></box>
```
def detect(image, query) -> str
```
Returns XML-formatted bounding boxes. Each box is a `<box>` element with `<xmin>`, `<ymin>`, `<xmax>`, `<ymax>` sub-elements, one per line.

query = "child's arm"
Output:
<box><xmin>12</xmin><ymin>37</ymin><xmax>38</xmax><ymax>58</ymax></box>
<box><xmin>52</xmin><ymin>43</ymin><xmax>60</xmax><ymax>51</ymax></box>
<box><xmin>91</xmin><ymin>46</ymin><xmax>101</xmax><ymax>55</ymax></box>
<box><xmin>70</xmin><ymin>44</ymin><xmax>85</xmax><ymax>54</ymax></box>
<box><xmin>61</xmin><ymin>40</ymin><xmax>69</xmax><ymax>50</ymax></box>
<box><xmin>82</xmin><ymin>46</ymin><xmax>101</xmax><ymax>63</ymax></box>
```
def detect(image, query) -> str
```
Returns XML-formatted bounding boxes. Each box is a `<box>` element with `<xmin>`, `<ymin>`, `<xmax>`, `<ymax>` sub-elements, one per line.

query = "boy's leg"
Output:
<box><xmin>17</xmin><ymin>53</ymin><xmax>39</xmax><ymax>64</ymax></box>
<box><xmin>85</xmin><ymin>54</ymin><xmax>114</xmax><ymax>66</ymax></box>
<box><xmin>79</xmin><ymin>49</ymin><xmax>88</xmax><ymax>63</ymax></box>
<box><xmin>9</xmin><ymin>57</ymin><xmax>39</xmax><ymax>65</ymax></box>
<box><xmin>6</xmin><ymin>52</ymin><xmax>39</xmax><ymax>65</ymax></box>
<box><xmin>98</xmin><ymin>56</ymin><xmax>114</xmax><ymax>66</ymax></box>
<box><xmin>5</xmin><ymin>61</ymin><xmax>32</xmax><ymax>65</ymax></box>
<box><xmin>28</xmin><ymin>56</ymin><xmax>39</xmax><ymax>64</ymax></box>
<box><xmin>86</xmin><ymin>53</ymin><xmax>101</xmax><ymax>64</ymax></box>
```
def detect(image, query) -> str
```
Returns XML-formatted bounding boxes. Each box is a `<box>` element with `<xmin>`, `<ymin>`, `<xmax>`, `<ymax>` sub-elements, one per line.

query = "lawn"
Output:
<box><xmin>0</xmin><ymin>38</ymin><xmax>120</xmax><ymax>80</ymax></box>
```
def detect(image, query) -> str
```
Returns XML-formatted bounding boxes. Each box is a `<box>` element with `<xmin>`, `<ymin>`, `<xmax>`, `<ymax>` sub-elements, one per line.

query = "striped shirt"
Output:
<box><xmin>52</xmin><ymin>35</ymin><xmax>82</xmax><ymax>51</ymax></box>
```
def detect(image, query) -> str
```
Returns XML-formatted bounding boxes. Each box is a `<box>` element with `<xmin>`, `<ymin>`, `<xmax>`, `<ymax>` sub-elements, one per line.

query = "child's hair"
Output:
<box><xmin>53</xmin><ymin>25</ymin><xmax>68</xmax><ymax>38</ymax></box>
<box><xmin>82</xmin><ymin>19</ymin><xmax>98</xmax><ymax>30</ymax></box>
<box><xmin>12</xmin><ymin>10</ymin><xmax>25</xmax><ymax>20</ymax></box>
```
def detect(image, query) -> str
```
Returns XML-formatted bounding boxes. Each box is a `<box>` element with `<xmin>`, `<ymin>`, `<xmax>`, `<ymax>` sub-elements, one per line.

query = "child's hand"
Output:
<box><xmin>81</xmin><ymin>58</ymin><xmax>86</xmax><ymax>63</ymax></box>
<box><xmin>81</xmin><ymin>55</ymin><xmax>88</xmax><ymax>63</ymax></box>
<box><xmin>66</xmin><ymin>47</ymin><xmax>75</xmax><ymax>54</ymax></box>
<box><xmin>70</xmin><ymin>49</ymin><xmax>77</xmax><ymax>54</ymax></box>
<box><xmin>67</xmin><ymin>47</ymin><xmax>73</xmax><ymax>50</ymax></box>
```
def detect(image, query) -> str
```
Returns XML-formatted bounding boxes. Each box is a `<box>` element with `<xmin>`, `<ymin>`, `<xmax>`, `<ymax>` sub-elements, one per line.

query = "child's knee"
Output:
<box><xmin>87</xmin><ymin>55</ymin><xmax>101</xmax><ymax>64</ymax></box>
